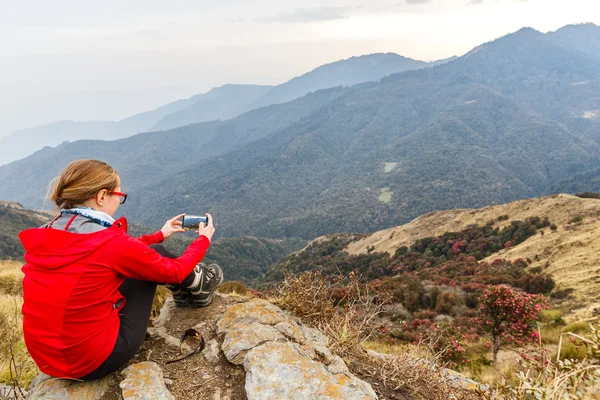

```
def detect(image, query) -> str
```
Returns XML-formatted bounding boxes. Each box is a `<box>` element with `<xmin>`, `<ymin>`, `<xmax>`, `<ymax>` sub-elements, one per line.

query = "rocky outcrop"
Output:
<box><xmin>119</xmin><ymin>362</ymin><xmax>174</xmax><ymax>400</ymax></box>
<box><xmin>26</xmin><ymin>373</ymin><xmax>113</xmax><ymax>400</ymax></box>
<box><xmin>216</xmin><ymin>299</ymin><xmax>378</xmax><ymax>400</ymax></box>
<box><xmin>22</xmin><ymin>296</ymin><xmax>393</xmax><ymax>399</ymax></box>
<box><xmin>245</xmin><ymin>341</ymin><xmax>376</xmax><ymax>400</ymax></box>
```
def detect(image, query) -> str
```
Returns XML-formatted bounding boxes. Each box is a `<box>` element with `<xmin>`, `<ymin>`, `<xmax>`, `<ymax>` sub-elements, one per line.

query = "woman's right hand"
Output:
<box><xmin>196</xmin><ymin>213</ymin><xmax>215</xmax><ymax>242</ymax></box>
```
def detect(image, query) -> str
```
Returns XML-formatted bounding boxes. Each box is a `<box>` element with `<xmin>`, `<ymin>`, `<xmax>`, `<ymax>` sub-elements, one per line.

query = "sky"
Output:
<box><xmin>0</xmin><ymin>0</ymin><xmax>598</xmax><ymax>137</ymax></box>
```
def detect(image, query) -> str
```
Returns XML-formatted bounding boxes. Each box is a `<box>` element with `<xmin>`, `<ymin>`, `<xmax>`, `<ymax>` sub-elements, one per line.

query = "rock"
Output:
<box><xmin>1</xmin><ymin>384</ymin><xmax>27</xmax><ymax>399</ymax></box>
<box><xmin>442</xmin><ymin>369</ymin><xmax>489</xmax><ymax>393</ymax></box>
<box><xmin>274</xmin><ymin>321</ymin><xmax>306</xmax><ymax>344</ymax></box>
<box><xmin>163</xmin><ymin>379</ymin><xmax>173</xmax><ymax>386</ymax></box>
<box><xmin>26</xmin><ymin>375</ymin><xmax>112</xmax><ymax>400</ymax></box>
<box><xmin>300</xmin><ymin>325</ymin><xmax>328</xmax><ymax>347</ymax></box>
<box><xmin>202</xmin><ymin>339</ymin><xmax>222</xmax><ymax>364</ymax></box>
<box><xmin>29</xmin><ymin>373</ymin><xmax>51</xmax><ymax>392</ymax></box>
<box><xmin>312</xmin><ymin>344</ymin><xmax>335</xmax><ymax>364</ymax></box>
<box><xmin>216</xmin><ymin>300</ymin><xmax>289</xmax><ymax>335</ymax></box>
<box><xmin>119</xmin><ymin>362</ymin><xmax>174</xmax><ymax>400</ymax></box>
<box><xmin>244</xmin><ymin>341</ymin><xmax>377</xmax><ymax>400</ymax></box>
<box><xmin>325</xmin><ymin>355</ymin><xmax>350</xmax><ymax>375</ymax></box>
<box><xmin>221</xmin><ymin>322</ymin><xmax>284</xmax><ymax>365</ymax></box>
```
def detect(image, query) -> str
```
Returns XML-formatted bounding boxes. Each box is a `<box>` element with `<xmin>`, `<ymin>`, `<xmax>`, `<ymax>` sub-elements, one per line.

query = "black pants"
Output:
<box><xmin>81</xmin><ymin>244</ymin><xmax>181</xmax><ymax>380</ymax></box>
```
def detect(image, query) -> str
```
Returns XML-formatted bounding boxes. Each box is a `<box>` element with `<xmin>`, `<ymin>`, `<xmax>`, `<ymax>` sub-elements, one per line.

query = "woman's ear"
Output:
<box><xmin>96</xmin><ymin>189</ymin><xmax>108</xmax><ymax>206</ymax></box>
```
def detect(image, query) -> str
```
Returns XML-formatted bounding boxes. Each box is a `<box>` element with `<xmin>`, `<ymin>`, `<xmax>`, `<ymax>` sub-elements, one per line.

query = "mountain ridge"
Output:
<box><xmin>1</xmin><ymin>24</ymin><xmax>599</xmax><ymax>241</ymax></box>
<box><xmin>0</xmin><ymin>53</ymin><xmax>439</xmax><ymax>166</ymax></box>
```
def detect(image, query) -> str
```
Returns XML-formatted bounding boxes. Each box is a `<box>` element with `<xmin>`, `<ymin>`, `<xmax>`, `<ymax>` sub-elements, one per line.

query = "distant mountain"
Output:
<box><xmin>1</xmin><ymin>53</ymin><xmax>437</xmax><ymax>166</ymax></box>
<box><xmin>1</xmin><ymin>24</ymin><xmax>599</xmax><ymax>241</ymax></box>
<box><xmin>0</xmin><ymin>96</ymin><xmax>194</xmax><ymax>166</ymax></box>
<box><xmin>151</xmin><ymin>85</ymin><xmax>273</xmax><ymax>131</ymax></box>
<box><xmin>0</xmin><ymin>87</ymin><xmax>348</xmax><ymax>207</ymax></box>
<box><xmin>549</xmin><ymin>23</ymin><xmax>600</xmax><ymax>59</ymax></box>
<box><xmin>150</xmin><ymin>53</ymin><xmax>434</xmax><ymax>131</ymax></box>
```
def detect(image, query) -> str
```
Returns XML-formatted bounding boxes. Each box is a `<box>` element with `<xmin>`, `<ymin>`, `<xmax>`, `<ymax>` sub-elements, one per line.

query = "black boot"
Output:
<box><xmin>189</xmin><ymin>263</ymin><xmax>224</xmax><ymax>308</ymax></box>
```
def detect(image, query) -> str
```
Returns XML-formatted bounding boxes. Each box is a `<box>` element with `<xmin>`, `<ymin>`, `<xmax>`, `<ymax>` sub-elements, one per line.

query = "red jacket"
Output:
<box><xmin>19</xmin><ymin>217</ymin><xmax>210</xmax><ymax>378</ymax></box>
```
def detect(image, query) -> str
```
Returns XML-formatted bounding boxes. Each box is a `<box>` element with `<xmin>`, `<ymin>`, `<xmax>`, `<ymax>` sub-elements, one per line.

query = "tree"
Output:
<box><xmin>476</xmin><ymin>285</ymin><xmax>548</xmax><ymax>362</ymax></box>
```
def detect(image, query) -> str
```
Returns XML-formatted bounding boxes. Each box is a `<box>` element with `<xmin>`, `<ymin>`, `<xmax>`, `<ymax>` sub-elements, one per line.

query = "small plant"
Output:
<box><xmin>569</xmin><ymin>215</ymin><xmax>584</xmax><ymax>224</ymax></box>
<box><xmin>575</xmin><ymin>192</ymin><xmax>600</xmax><ymax>199</ymax></box>
<box><xmin>483</xmin><ymin>323</ymin><xmax>600</xmax><ymax>399</ymax></box>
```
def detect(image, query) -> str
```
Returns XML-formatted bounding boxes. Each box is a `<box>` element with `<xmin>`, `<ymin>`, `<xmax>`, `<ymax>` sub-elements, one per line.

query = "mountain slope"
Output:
<box><xmin>2</xmin><ymin>52</ymin><xmax>434</xmax><ymax>166</ymax></box>
<box><xmin>1</xmin><ymin>24</ymin><xmax>599</xmax><ymax>241</ymax></box>
<box><xmin>270</xmin><ymin>194</ymin><xmax>600</xmax><ymax>319</ymax></box>
<box><xmin>129</xmin><ymin>79</ymin><xmax>596</xmax><ymax>238</ymax></box>
<box><xmin>150</xmin><ymin>53</ymin><xmax>433</xmax><ymax>131</ymax></box>
<box><xmin>0</xmin><ymin>87</ymin><xmax>347</xmax><ymax>208</ymax></box>
<box><xmin>149</xmin><ymin>84</ymin><xmax>273</xmax><ymax>131</ymax></box>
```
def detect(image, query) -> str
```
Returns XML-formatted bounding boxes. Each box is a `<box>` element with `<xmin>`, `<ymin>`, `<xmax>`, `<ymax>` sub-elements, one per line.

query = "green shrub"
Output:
<box><xmin>569</xmin><ymin>215</ymin><xmax>584</xmax><ymax>224</ymax></box>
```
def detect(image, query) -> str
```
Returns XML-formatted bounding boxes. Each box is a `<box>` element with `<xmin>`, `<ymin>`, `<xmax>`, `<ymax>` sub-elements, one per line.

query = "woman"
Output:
<box><xmin>19</xmin><ymin>159</ymin><xmax>223</xmax><ymax>380</ymax></box>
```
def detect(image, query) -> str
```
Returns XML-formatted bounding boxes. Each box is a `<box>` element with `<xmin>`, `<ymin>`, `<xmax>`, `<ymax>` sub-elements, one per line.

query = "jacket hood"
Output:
<box><xmin>19</xmin><ymin>217</ymin><xmax>128</xmax><ymax>270</ymax></box>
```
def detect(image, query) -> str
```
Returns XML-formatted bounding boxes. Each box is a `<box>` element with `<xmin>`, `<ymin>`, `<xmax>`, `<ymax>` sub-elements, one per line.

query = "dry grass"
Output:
<box><xmin>151</xmin><ymin>285</ymin><xmax>172</xmax><ymax>320</ymax></box>
<box><xmin>0</xmin><ymin>260</ymin><xmax>23</xmax><ymax>297</ymax></box>
<box><xmin>0</xmin><ymin>261</ymin><xmax>38</xmax><ymax>391</ymax></box>
<box><xmin>271</xmin><ymin>271</ymin><xmax>482</xmax><ymax>400</ymax></box>
<box><xmin>0</xmin><ymin>294</ymin><xmax>38</xmax><ymax>390</ymax></box>
<box><xmin>216</xmin><ymin>281</ymin><xmax>248</xmax><ymax>296</ymax></box>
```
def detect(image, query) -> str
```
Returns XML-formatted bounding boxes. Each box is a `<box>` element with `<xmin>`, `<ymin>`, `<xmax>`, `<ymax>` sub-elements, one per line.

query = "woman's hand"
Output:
<box><xmin>160</xmin><ymin>213</ymin><xmax>186</xmax><ymax>239</ymax></box>
<box><xmin>196</xmin><ymin>213</ymin><xmax>215</xmax><ymax>242</ymax></box>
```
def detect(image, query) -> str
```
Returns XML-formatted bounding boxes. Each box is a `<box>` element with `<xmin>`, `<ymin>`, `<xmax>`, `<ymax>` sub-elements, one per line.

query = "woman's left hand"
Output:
<box><xmin>161</xmin><ymin>213</ymin><xmax>186</xmax><ymax>239</ymax></box>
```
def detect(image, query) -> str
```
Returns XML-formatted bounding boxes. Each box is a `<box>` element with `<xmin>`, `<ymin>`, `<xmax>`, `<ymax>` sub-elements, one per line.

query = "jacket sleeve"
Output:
<box><xmin>106</xmin><ymin>233</ymin><xmax>211</xmax><ymax>284</ymax></box>
<box><xmin>137</xmin><ymin>231</ymin><xmax>164</xmax><ymax>246</ymax></box>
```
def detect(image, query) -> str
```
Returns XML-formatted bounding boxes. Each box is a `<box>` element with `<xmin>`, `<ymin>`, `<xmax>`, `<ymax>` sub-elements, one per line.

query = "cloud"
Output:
<box><xmin>406</xmin><ymin>0</ymin><xmax>431</xmax><ymax>4</ymax></box>
<box><xmin>258</xmin><ymin>6</ymin><xmax>355</xmax><ymax>23</ymax></box>
<box><xmin>468</xmin><ymin>0</ymin><xmax>484</xmax><ymax>4</ymax></box>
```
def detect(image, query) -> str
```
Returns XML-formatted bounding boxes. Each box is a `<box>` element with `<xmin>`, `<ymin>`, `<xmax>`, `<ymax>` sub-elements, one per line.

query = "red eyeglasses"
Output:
<box><xmin>109</xmin><ymin>191</ymin><xmax>128</xmax><ymax>205</ymax></box>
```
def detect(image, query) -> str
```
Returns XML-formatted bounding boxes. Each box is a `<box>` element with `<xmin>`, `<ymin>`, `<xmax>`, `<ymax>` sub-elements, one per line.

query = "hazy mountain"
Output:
<box><xmin>1</xmin><ymin>24</ymin><xmax>599</xmax><ymax>241</ymax></box>
<box><xmin>2</xmin><ymin>53</ymin><xmax>436</xmax><ymax>166</ymax></box>
<box><xmin>151</xmin><ymin>84</ymin><xmax>274</xmax><ymax>131</ymax></box>
<box><xmin>0</xmin><ymin>97</ymin><xmax>194</xmax><ymax>166</ymax></box>
<box><xmin>548</xmin><ymin>23</ymin><xmax>600</xmax><ymax>59</ymax></box>
<box><xmin>0</xmin><ymin>87</ymin><xmax>348</xmax><ymax>207</ymax></box>
<box><xmin>150</xmin><ymin>53</ymin><xmax>434</xmax><ymax>131</ymax></box>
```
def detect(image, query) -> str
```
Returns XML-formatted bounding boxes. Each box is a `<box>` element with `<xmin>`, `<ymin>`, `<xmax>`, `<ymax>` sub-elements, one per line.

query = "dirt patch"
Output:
<box><xmin>129</xmin><ymin>294</ymin><xmax>249</xmax><ymax>399</ymax></box>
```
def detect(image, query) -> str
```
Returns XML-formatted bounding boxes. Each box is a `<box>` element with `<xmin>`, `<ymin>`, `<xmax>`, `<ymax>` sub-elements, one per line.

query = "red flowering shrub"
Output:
<box><xmin>475</xmin><ymin>285</ymin><xmax>548</xmax><ymax>361</ymax></box>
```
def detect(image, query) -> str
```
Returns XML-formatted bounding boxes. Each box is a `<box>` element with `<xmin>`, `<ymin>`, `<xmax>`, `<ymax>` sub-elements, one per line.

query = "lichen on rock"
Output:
<box><xmin>119</xmin><ymin>362</ymin><xmax>174</xmax><ymax>400</ymax></box>
<box><xmin>244</xmin><ymin>341</ymin><xmax>377</xmax><ymax>400</ymax></box>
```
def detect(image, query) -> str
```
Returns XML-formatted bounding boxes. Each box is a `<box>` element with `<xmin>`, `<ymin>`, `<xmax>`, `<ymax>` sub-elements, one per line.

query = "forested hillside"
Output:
<box><xmin>1</xmin><ymin>24</ymin><xmax>599</xmax><ymax>241</ymax></box>
<box><xmin>0</xmin><ymin>202</ymin><xmax>305</xmax><ymax>285</ymax></box>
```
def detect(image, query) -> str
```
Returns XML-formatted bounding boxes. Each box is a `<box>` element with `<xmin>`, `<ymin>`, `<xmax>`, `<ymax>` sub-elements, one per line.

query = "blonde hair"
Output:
<box><xmin>50</xmin><ymin>160</ymin><xmax>120</xmax><ymax>209</ymax></box>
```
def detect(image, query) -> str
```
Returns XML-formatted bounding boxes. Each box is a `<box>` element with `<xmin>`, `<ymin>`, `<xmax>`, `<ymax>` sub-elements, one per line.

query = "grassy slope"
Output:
<box><xmin>344</xmin><ymin>193</ymin><xmax>600</xmax><ymax>320</ymax></box>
